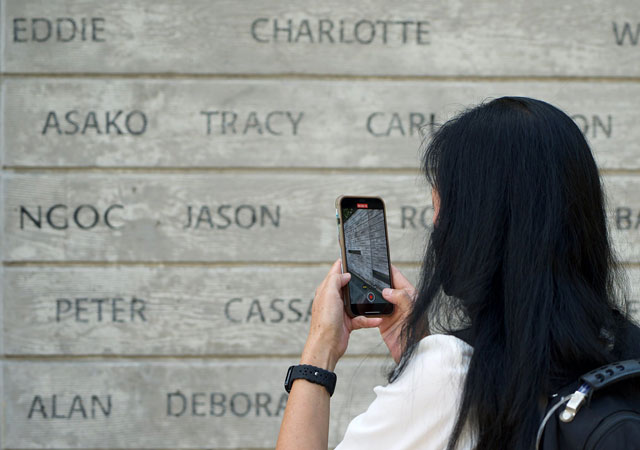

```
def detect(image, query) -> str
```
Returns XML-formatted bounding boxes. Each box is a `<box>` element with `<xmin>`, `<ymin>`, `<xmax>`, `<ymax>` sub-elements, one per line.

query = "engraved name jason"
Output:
<box><xmin>184</xmin><ymin>205</ymin><xmax>281</xmax><ymax>229</ymax></box>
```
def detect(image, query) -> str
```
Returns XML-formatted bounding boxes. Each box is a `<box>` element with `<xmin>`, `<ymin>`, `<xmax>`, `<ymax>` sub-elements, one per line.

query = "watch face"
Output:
<box><xmin>284</xmin><ymin>365</ymin><xmax>295</xmax><ymax>392</ymax></box>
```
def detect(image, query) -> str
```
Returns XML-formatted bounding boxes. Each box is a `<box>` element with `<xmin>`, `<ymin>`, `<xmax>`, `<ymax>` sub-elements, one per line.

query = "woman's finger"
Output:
<box><xmin>328</xmin><ymin>258</ymin><xmax>343</xmax><ymax>275</ymax></box>
<box><xmin>329</xmin><ymin>272</ymin><xmax>351</xmax><ymax>289</ymax></box>
<box><xmin>351</xmin><ymin>316</ymin><xmax>383</xmax><ymax>330</ymax></box>
<box><xmin>381</xmin><ymin>287</ymin><xmax>412</xmax><ymax>306</ymax></box>
<box><xmin>390</xmin><ymin>264</ymin><xmax>414</xmax><ymax>292</ymax></box>
<box><xmin>324</xmin><ymin>259</ymin><xmax>350</xmax><ymax>288</ymax></box>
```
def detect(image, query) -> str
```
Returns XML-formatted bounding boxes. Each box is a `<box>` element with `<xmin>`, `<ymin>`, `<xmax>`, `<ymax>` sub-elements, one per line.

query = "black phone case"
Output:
<box><xmin>335</xmin><ymin>195</ymin><xmax>394</xmax><ymax>317</ymax></box>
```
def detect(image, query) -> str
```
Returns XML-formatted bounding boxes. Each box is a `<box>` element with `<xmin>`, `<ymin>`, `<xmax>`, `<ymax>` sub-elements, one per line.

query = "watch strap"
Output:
<box><xmin>285</xmin><ymin>364</ymin><xmax>337</xmax><ymax>397</ymax></box>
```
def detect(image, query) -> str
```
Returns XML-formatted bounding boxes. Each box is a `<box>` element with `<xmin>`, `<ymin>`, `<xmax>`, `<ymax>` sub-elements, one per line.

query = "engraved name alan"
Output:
<box><xmin>184</xmin><ymin>204</ymin><xmax>281</xmax><ymax>229</ymax></box>
<box><xmin>28</xmin><ymin>395</ymin><xmax>112</xmax><ymax>419</ymax></box>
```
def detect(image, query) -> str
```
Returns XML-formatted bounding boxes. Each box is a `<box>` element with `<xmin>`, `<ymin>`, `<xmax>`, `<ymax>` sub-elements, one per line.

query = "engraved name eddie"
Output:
<box><xmin>12</xmin><ymin>17</ymin><xmax>106</xmax><ymax>42</ymax></box>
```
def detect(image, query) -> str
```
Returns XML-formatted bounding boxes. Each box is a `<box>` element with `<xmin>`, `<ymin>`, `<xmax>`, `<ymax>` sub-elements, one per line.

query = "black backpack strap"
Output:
<box><xmin>558</xmin><ymin>359</ymin><xmax>640</xmax><ymax>422</ymax></box>
<box><xmin>536</xmin><ymin>359</ymin><xmax>640</xmax><ymax>450</ymax></box>
<box><xmin>580</xmin><ymin>359</ymin><xmax>640</xmax><ymax>394</ymax></box>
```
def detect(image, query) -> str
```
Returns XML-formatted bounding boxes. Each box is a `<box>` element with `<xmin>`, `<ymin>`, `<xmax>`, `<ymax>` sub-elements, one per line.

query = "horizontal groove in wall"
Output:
<box><xmin>2</xmin><ymin>261</ymin><xmax>639</xmax><ymax>269</ymax></box>
<box><xmin>2</xmin><ymin>167</ymin><xmax>639</xmax><ymax>175</ymax></box>
<box><xmin>0</xmin><ymin>260</ymin><xmax>422</xmax><ymax>268</ymax></box>
<box><xmin>1</xmin><ymin>353</ymin><xmax>390</xmax><ymax>361</ymax></box>
<box><xmin>1</xmin><ymin>166</ymin><xmax>424</xmax><ymax>175</ymax></box>
<box><xmin>1</xmin><ymin>72</ymin><xmax>640</xmax><ymax>83</ymax></box>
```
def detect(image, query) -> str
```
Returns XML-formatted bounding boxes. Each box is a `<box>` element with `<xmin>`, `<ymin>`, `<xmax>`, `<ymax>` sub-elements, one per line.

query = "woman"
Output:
<box><xmin>276</xmin><ymin>97</ymin><xmax>640</xmax><ymax>449</ymax></box>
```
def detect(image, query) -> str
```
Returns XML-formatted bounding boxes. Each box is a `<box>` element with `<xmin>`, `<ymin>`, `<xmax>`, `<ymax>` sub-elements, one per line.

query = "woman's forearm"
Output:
<box><xmin>275</xmin><ymin>261</ymin><xmax>381</xmax><ymax>449</ymax></box>
<box><xmin>276</xmin><ymin>378</ymin><xmax>330</xmax><ymax>450</ymax></box>
<box><xmin>275</xmin><ymin>344</ymin><xmax>337</xmax><ymax>450</ymax></box>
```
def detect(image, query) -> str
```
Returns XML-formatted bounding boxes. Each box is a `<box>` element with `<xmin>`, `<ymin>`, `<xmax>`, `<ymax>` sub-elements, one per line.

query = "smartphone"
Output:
<box><xmin>335</xmin><ymin>195</ymin><xmax>394</xmax><ymax>317</ymax></box>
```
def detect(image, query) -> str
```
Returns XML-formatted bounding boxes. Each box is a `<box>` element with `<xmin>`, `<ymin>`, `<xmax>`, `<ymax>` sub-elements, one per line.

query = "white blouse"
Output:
<box><xmin>335</xmin><ymin>334</ymin><xmax>475</xmax><ymax>450</ymax></box>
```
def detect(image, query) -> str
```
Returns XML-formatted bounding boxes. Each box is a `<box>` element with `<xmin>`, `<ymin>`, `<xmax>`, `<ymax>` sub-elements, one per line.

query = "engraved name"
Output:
<box><xmin>20</xmin><ymin>205</ymin><xmax>125</xmax><ymax>230</ymax></box>
<box><xmin>224</xmin><ymin>298</ymin><xmax>312</xmax><ymax>323</ymax></box>
<box><xmin>42</xmin><ymin>110</ymin><xmax>148</xmax><ymax>136</ymax></box>
<box><xmin>56</xmin><ymin>297</ymin><xmax>147</xmax><ymax>323</ymax></box>
<box><xmin>167</xmin><ymin>390</ymin><xmax>287</xmax><ymax>417</ymax></box>
<box><xmin>13</xmin><ymin>17</ymin><xmax>106</xmax><ymax>42</ymax></box>
<box><xmin>571</xmin><ymin>114</ymin><xmax>612</xmax><ymax>139</ymax></box>
<box><xmin>367</xmin><ymin>112</ymin><xmax>437</xmax><ymax>137</ymax></box>
<box><xmin>615</xmin><ymin>207</ymin><xmax>640</xmax><ymax>230</ymax></box>
<box><xmin>28</xmin><ymin>395</ymin><xmax>112</xmax><ymax>419</ymax></box>
<box><xmin>400</xmin><ymin>206</ymin><xmax>434</xmax><ymax>229</ymax></box>
<box><xmin>184</xmin><ymin>205</ymin><xmax>281</xmax><ymax>229</ymax></box>
<box><xmin>201</xmin><ymin>111</ymin><xmax>303</xmax><ymax>136</ymax></box>
<box><xmin>251</xmin><ymin>18</ymin><xmax>430</xmax><ymax>45</ymax></box>
<box><xmin>613</xmin><ymin>22</ymin><xmax>639</xmax><ymax>46</ymax></box>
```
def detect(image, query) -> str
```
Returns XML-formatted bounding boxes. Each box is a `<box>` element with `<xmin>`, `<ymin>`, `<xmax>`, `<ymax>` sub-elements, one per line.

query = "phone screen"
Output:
<box><xmin>340</xmin><ymin>197</ymin><xmax>394</xmax><ymax>316</ymax></box>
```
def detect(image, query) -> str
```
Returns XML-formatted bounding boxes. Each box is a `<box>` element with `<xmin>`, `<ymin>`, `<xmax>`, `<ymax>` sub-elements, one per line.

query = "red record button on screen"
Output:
<box><xmin>357</xmin><ymin>203</ymin><xmax>368</xmax><ymax>208</ymax></box>
<box><xmin>367</xmin><ymin>292</ymin><xmax>375</xmax><ymax>302</ymax></box>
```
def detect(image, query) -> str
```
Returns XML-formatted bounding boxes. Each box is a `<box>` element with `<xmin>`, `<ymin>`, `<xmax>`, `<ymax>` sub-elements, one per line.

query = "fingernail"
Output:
<box><xmin>382</xmin><ymin>288</ymin><xmax>392</xmax><ymax>297</ymax></box>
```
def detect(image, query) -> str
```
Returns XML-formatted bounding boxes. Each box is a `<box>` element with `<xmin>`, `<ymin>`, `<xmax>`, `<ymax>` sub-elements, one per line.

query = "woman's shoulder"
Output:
<box><xmin>416</xmin><ymin>332</ymin><xmax>474</xmax><ymax>354</ymax></box>
<box><xmin>409</xmin><ymin>333</ymin><xmax>474</xmax><ymax>375</ymax></box>
<box><xmin>381</xmin><ymin>333</ymin><xmax>473</xmax><ymax>395</ymax></box>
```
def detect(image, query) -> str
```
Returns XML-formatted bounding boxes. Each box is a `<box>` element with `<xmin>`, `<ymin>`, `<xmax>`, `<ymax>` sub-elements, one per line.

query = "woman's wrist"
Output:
<box><xmin>300</xmin><ymin>339</ymin><xmax>339</xmax><ymax>372</ymax></box>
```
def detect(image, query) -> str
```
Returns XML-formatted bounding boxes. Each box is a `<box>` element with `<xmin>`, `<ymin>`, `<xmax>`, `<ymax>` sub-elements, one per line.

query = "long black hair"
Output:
<box><xmin>392</xmin><ymin>97</ymin><xmax>640</xmax><ymax>449</ymax></box>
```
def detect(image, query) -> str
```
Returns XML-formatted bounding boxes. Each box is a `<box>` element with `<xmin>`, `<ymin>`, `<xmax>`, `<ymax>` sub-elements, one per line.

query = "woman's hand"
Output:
<box><xmin>379</xmin><ymin>265</ymin><xmax>416</xmax><ymax>363</ymax></box>
<box><xmin>301</xmin><ymin>259</ymin><xmax>383</xmax><ymax>371</ymax></box>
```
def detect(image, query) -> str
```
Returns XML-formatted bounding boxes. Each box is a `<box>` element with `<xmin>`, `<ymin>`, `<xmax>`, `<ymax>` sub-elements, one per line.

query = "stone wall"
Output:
<box><xmin>1</xmin><ymin>0</ymin><xmax>639</xmax><ymax>448</ymax></box>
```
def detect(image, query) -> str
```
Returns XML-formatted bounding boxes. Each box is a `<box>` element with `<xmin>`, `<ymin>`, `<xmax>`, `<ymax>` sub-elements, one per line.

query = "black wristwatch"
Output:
<box><xmin>284</xmin><ymin>364</ymin><xmax>337</xmax><ymax>397</ymax></box>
